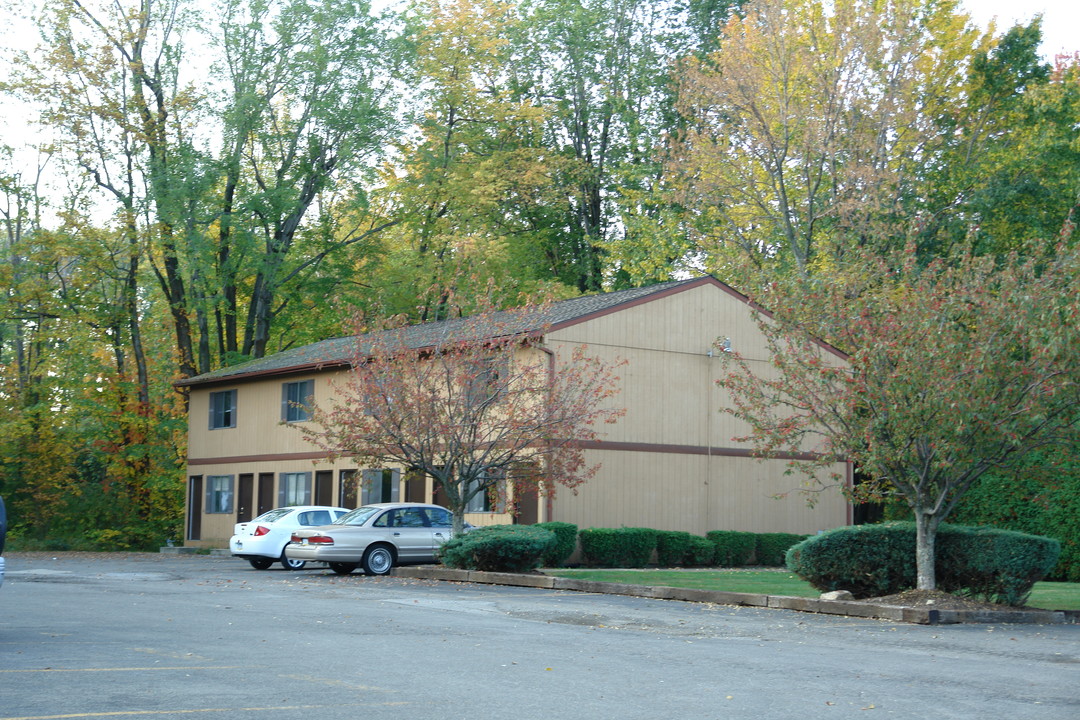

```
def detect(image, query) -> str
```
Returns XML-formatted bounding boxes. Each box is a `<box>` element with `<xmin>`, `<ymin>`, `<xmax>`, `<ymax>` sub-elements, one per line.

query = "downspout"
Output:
<box><xmin>705</xmin><ymin>348</ymin><xmax>713</xmax><ymax>535</ymax></box>
<box><xmin>846</xmin><ymin>461</ymin><xmax>854</xmax><ymax>526</ymax></box>
<box><xmin>536</xmin><ymin>340</ymin><xmax>556</xmax><ymax>523</ymax></box>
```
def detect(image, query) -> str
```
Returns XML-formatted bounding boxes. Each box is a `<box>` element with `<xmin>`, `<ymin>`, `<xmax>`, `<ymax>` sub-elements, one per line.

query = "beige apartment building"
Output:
<box><xmin>178</xmin><ymin>276</ymin><xmax>850</xmax><ymax>547</ymax></box>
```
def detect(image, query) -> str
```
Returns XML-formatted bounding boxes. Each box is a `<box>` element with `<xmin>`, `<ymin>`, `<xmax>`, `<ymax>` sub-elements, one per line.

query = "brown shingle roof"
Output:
<box><xmin>176</xmin><ymin>277</ymin><xmax>728</xmax><ymax>388</ymax></box>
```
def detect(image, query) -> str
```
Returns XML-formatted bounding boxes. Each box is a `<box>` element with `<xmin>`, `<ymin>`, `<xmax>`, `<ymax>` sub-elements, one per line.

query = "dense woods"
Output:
<box><xmin>1</xmin><ymin>0</ymin><xmax>1077</xmax><ymax>549</ymax></box>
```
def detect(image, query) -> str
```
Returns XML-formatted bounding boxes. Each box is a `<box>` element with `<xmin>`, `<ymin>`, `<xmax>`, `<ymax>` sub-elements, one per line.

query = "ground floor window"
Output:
<box><xmin>206</xmin><ymin>475</ymin><xmax>234</xmax><ymax>514</ymax></box>
<box><xmin>465</xmin><ymin>470</ymin><xmax>505</xmax><ymax>513</ymax></box>
<box><xmin>279</xmin><ymin>472</ymin><xmax>311</xmax><ymax>507</ymax></box>
<box><xmin>361</xmin><ymin>469</ymin><xmax>400</xmax><ymax>504</ymax></box>
<box><xmin>339</xmin><ymin>469</ymin><xmax>358</xmax><ymax>508</ymax></box>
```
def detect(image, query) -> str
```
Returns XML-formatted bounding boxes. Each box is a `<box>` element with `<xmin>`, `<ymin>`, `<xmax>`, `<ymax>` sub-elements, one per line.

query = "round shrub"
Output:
<box><xmin>579</xmin><ymin>527</ymin><xmax>657</xmax><ymax>567</ymax></box>
<box><xmin>439</xmin><ymin>525</ymin><xmax>556</xmax><ymax>573</ymax></box>
<box><xmin>786</xmin><ymin>524</ymin><xmax>916</xmax><ymax>597</ymax></box>
<box><xmin>786</xmin><ymin>522</ymin><xmax>1060</xmax><ymax>603</ymax></box>
<box><xmin>935</xmin><ymin>525</ymin><xmax>1060</xmax><ymax>606</ymax></box>
<box><xmin>534</xmin><ymin>521</ymin><xmax>578</xmax><ymax>567</ymax></box>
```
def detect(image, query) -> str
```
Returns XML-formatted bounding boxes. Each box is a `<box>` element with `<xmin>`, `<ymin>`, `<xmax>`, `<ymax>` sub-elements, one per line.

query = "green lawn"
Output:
<box><xmin>546</xmin><ymin>569</ymin><xmax>1080</xmax><ymax>611</ymax></box>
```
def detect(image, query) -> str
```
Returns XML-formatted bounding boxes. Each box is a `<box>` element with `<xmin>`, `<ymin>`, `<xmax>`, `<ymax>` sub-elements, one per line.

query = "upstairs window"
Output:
<box><xmin>282</xmin><ymin>379</ymin><xmax>314</xmax><ymax>422</ymax></box>
<box><xmin>466</xmin><ymin>357</ymin><xmax>507</xmax><ymax>408</ymax></box>
<box><xmin>209</xmin><ymin>389</ymin><xmax>237</xmax><ymax>429</ymax></box>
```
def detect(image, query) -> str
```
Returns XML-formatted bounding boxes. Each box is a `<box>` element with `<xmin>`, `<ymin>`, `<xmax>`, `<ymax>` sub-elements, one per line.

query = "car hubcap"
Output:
<box><xmin>370</xmin><ymin>550</ymin><xmax>391</xmax><ymax>573</ymax></box>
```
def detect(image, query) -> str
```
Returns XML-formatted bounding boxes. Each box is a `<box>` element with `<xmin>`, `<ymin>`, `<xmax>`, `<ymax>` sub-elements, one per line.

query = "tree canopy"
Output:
<box><xmin>0</xmin><ymin>0</ymin><xmax>1077</xmax><ymax>550</ymax></box>
<box><xmin>301</xmin><ymin>306</ymin><xmax>625</xmax><ymax>533</ymax></box>
<box><xmin>719</xmin><ymin>242</ymin><xmax>1080</xmax><ymax>589</ymax></box>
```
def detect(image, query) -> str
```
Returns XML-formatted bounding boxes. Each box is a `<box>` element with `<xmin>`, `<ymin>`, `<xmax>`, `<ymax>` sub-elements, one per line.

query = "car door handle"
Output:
<box><xmin>393</xmin><ymin>532</ymin><xmax>401</xmax><ymax>536</ymax></box>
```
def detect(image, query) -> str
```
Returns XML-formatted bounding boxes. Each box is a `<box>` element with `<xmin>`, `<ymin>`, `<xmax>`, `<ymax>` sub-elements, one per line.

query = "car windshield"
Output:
<box><xmin>332</xmin><ymin>506</ymin><xmax>383</xmax><ymax>526</ymax></box>
<box><xmin>251</xmin><ymin>508</ymin><xmax>292</xmax><ymax>523</ymax></box>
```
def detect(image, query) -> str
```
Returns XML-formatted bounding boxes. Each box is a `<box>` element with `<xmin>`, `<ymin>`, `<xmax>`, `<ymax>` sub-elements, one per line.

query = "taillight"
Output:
<box><xmin>253</xmin><ymin>525</ymin><xmax>270</xmax><ymax>537</ymax></box>
<box><xmin>307</xmin><ymin>535</ymin><xmax>334</xmax><ymax>545</ymax></box>
<box><xmin>290</xmin><ymin>534</ymin><xmax>303</xmax><ymax>543</ymax></box>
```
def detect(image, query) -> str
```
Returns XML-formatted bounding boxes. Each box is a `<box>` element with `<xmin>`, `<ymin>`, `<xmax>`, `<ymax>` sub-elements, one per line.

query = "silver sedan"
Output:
<box><xmin>285</xmin><ymin>502</ymin><xmax>457</xmax><ymax>576</ymax></box>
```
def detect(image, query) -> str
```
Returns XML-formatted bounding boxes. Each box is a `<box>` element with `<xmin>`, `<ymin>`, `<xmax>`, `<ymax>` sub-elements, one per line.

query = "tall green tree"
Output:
<box><xmin>515</xmin><ymin>0</ymin><xmax>704</xmax><ymax>291</ymax></box>
<box><xmin>920</xmin><ymin>22</ymin><xmax>1080</xmax><ymax>256</ymax></box>
<box><xmin>216</xmin><ymin>0</ymin><xmax>407</xmax><ymax>359</ymax></box>
<box><xmin>18</xmin><ymin>0</ymin><xmax>408</xmax><ymax>377</ymax></box>
<box><xmin>670</xmin><ymin>0</ymin><xmax>993</xmax><ymax>281</ymax></box>
<box><xmin>0</xmin><ymin>148</ymin><xmax>184</xmax><ymax>544</ymax></box>
<box><xmin>372</xmin><ymin>0</ymin><xmax>559</xmax><ymax>321</ymax></box>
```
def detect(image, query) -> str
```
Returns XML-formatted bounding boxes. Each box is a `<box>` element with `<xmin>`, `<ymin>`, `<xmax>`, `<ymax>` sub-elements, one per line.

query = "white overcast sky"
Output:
<box><xmin>963</xmin><ymin>0</ymin><xmax>1078</xmax><ymax>59</ymax></box>
<box><xmin>0</xmin><ymin>0</ymin><xmax>1075</xmax><ymax>158</ymax></box>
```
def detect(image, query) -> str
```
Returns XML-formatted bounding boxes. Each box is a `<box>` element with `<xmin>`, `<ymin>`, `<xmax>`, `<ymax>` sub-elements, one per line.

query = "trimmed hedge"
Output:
<box><xmin>579</xmin><ymin>527</ymin><xmax>657</xmax><ymax>567</ymax></box>
<box><xmin>707</xmin><ymin>530</ymin><xmax>757</xmax><ymax>567</ymax></box>
<box><xmin>655</xmin><ymin>531</ymin><xmax>694</xmax><ymax>566</ymax></box>
<box><xmin>439</xmin><ymin>524</ymin><xmax>556</xmax><ymax>573</ymax></box>
<box><xmin>756</xmin><ymin>533</ymin><xmax>810</xmax><ymax>567</ymax></box>
<box><xmin>534</xmin><ymin>521</ymin><xmax>578</xmax><ymax>567</ymax></box>
<box><xmin>786</xmin><ymin>522</ymin><xmax>1060</xmax><ymax>604</ymax></box>
<box><xmin>684</xmin><ymin>535</ymin><xmax>717</xmax><ymax>566</ymax></box>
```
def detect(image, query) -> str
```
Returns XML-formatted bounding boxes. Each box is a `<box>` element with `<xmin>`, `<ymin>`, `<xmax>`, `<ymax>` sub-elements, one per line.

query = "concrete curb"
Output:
<box><xmin>391</xmin><ymin>566</ymin><xmax>1076</xmax><ymax>625</ymax></box>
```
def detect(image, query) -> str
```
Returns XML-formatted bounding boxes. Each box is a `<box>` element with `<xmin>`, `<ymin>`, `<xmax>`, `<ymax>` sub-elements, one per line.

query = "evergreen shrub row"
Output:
<box><xmin>575</xmin><ymin>527</ymin><xmax>807</xmax><ymax>568</ymax></box>
<box><xmin>579</xmin><ymin>527</ymin><xmax>658</xmax><ymax>567</ymax></box>
<box><xmin>786</xmin><ymin>522</ymin><xmax>1060</xmax><ymax>605</ymax></box>
<box><xmin>434</xmin><ymin>523</ymin><xmax>803</xmax><ymax>572</ymax></box>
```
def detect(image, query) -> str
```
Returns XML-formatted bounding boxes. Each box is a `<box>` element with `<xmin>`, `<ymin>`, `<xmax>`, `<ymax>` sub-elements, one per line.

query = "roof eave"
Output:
<box><xmin>174</xmin><ymin>359</ymin><xmax>353</xmax><ymax>390</ymax></box>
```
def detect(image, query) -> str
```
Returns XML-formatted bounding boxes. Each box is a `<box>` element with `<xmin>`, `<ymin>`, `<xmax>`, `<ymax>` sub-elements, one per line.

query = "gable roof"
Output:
<box><xmin>177</xmin><ymin>276</ymin><xmax>739</xmax><ymax>389</ymax></box>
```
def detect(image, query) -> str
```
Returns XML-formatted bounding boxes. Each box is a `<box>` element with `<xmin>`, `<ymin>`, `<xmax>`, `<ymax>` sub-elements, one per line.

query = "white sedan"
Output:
<box><xmin>230</xmin><ymin>506</ymin><xmax>349</xmax><ymax>570</ymax></box>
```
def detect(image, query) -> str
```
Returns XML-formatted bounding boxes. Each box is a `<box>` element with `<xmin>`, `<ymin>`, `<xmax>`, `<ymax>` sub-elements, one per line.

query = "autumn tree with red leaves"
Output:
<box><xmin>303</xmin><ymin>306</ymin><xmax>625</xmax><ymax>533</ymax></box>
<box><xmin>719</xmin><ymin>242</ymin><xmax>1080</xmax><ymax>590</ymax></box>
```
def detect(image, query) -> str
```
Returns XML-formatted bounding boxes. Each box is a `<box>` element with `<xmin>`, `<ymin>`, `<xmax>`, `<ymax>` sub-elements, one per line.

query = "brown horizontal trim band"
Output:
<box><xmin>188</xmin><ymin>451</ymin><xmax>332</xmax><ymax>466</ymax></box>
<box><xmin>186</xmin><ymin>441</ymin><xmax>831</xmax><ymax>467</ymax></box>
<box><xmin>578</xmin><ymin>440</ymin><xmax>828</xmax><ymax>462</ymax></box>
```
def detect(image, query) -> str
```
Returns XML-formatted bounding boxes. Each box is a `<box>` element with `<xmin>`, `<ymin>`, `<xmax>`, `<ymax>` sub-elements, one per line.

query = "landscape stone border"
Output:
<box><xmin>391</xmin><ymin>566</ymin><xmax>1078</xmax><ymax>626</ymax></box>
<box><xmin>172</xmin><ymin>549</ymin><xmax>1075</xmax><ymax>625</ymax></box>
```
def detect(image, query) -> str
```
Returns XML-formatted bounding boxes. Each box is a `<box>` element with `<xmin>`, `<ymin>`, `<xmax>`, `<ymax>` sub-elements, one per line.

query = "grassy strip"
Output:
<box><xmin>546</xmin><ymin>569</ymin><xmax>1080</xmax><ymax>611</ymax></box>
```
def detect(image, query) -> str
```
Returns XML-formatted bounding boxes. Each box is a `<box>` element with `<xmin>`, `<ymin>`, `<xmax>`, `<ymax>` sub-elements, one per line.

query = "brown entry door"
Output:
<box><xmin>257</xmin><ymin>473</ymin><xmax>275</xmax><ymax>515</ymax></box>
<box><xmin>237</xmin><ymin>474</ymin><xmax>254</xmax><ymax>523</ymax></box>
<box><xmin>314</xmin><ymin>470</ymin><xmax>333</xmax><ymax>506</ymax></box>
<box><xmin>187</xmin><ymin>476</ymin><xmax>203</xmax><ymax>541</ymax></box>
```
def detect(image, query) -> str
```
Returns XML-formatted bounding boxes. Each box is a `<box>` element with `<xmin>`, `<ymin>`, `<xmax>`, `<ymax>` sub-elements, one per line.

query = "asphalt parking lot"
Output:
<box><xmin>1</xmin><ymin>552</ymin><xmax>1078</xmax><ymax>720</ymax></box>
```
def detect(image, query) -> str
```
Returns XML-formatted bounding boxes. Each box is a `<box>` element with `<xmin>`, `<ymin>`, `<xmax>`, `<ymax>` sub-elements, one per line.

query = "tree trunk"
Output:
<box><xmin>914</xmin><ymin>510</ymin><xmax>938</xmax><ymax>590</ymax></box>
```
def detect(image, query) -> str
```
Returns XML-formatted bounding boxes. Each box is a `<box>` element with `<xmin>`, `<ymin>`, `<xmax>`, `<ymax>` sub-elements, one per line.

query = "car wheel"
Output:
<box><xmin>328</xmin><ymin>562</ymin><xmax>358</xmax><ymax>576</ymax></box>
<box><xmin>248</xmin><ymin>558</ymin><xmax>274</xmax><ymax>570</ymax></box>
<box><xmin>280</xmin><ymin>549</ymin><xmax>306</xmax><ymax>571</ymax></box>
<box><xmin>362</xmin><ymin>545</ymin><xmax>394</xmax><ymax>576</ymax></box>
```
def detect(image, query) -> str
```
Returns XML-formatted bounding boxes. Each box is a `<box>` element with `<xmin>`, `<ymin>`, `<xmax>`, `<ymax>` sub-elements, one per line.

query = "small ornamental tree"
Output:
<box><xmin>720</xmin><ymin>241</ymin><xmax>1080</xmax><ymax>591</ymax></box>
<box><xmin>302</xmin><ymin>305</ymin><xmax>625</xmax><ymax>534</ymax></box>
